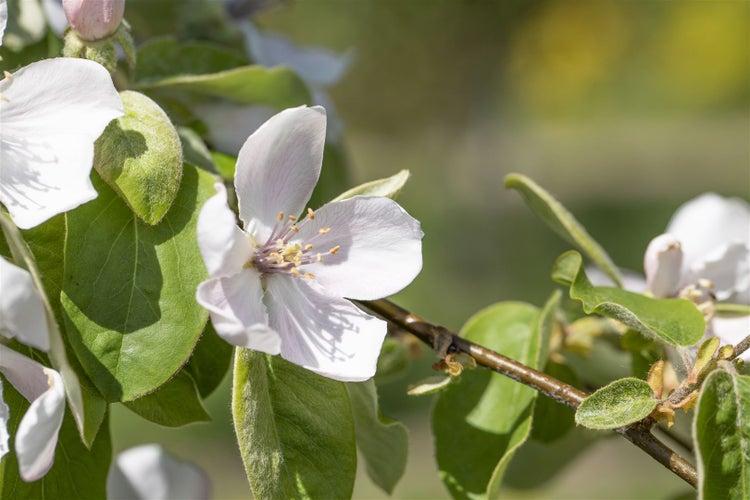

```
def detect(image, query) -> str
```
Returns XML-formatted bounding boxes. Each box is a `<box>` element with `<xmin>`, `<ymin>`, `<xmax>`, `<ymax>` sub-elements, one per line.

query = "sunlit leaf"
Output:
<box><xmin>694</xmin><ymin>368</ymin><xmax>750</xmax><ymax>500</ymax></box>
<box><xmin>61</xmin><ymin>165</ymin><xmax>212</xmax><ymax>402</ymax></box>
<box><xmin>553</xmin><ymin>250</ymin><xmax>705</xmax><ymax>346</ymax></box>
<box><xmin>333</xmin><ymin>170</ymin><xmax>410</xmax><ymax>202</ymax></box>
<box><xmin>347</xmin><ymin>380</ymin><xmax>408</xmax><ymax>495</ymax></box>
<box><xmin>505</xmin><ymin>173</ymin><xmax>623</xmax><ymax>287</ymax></box>
<box><xmin>575</xmin><ymin>377</ymin><xmax>656</xmax><ymax>430</ymax></box>
<box><xmin>232</xmin><ymin>349</ymin><xmax>356</xmax><ymax>499</ymax></box>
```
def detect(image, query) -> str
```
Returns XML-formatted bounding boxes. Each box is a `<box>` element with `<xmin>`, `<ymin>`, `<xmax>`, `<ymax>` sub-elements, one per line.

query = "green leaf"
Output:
<box><xmin>505</xmin><ymin>173</ymin><xmax>623</xmax><ymax>287</ymax></box>
<box><xmin>123</xmin><ymin>370</ymin><xmax>210</xmax><ymax>427</ymax></box>
<box><xmin>715</xmin><ymin>303</ymin><xmax>750</xmax><ymax>318</ymax></box>
<box><xmin>694</xmin><ymin>368</ymin><xmax>750</xmax><ymax>500</ymax></box>
<box><xmin>178</xmin><ymin>126</ymin><xmax>220</xmax><ymax>175</ymax></box>
<box><xmin>0</xmin><ymin>382</ymin><xmax>111</xmax><ymax>499</ymax></box>
<box><xmin>374</xmin><ymin>337</ymin><xmax>410</xmax><ymax>383</ymax></box>
<box><xmin>553</xmin><ymin>250</ymin><xmax>705</xmax><ymax>346</ymax></box>
<box><xmin>347</xmin><ymin>380</ymin><xmax>408</xmax><ymax>495</ymax></box>
<box><xmin>61</xmin><ymin>165</ymin><xmax>212</xmax><ymax>402</ymax></box>
<box><xmin>22</xmin><ymin>216</ymin><xmax>108</xmax><ymax>448</ymax></box>
<box><xmin>232</xmin><ymin>349</ymin><xmax>356</xmax><ymax>499</ymax></box>
<box><xmin>135</xmin><ymin>37</ymin><xmax>248</xmax><ymax>83</ymax></box>
<box><xmin>94</xmin><ymin>90</ymin><xmax>184</xmax><ymax>225</ymax></box>
<box><xmin>333</xmin><ymin>170</ymin><xmax>410</xmax><ymax>202</ymax></box>
<box><xmin>433</xmin><ymin>301</ymin><xmax>546</xmax><ymax>499</ymax></box>
<box><xmin>184</xmin><ymin>322</ymin><xmax>234</xmax><ymax>398</ymax></box>
<box><xmin>531</xmin><ymin>360</ymin><xmax>579</xmax><ymax>443</ymax></box>
<box><xmin>136</xmin><ymin>66</ymin><xmax>312</xmax><ymax>110</ymax></box>
<box><xmin>308</xmin><ymin>143</ymin><xmax>352</xmax><ymax>210</ymax></box>
<box><xmin>575</xmin><ymin>377</ymin><xmax>656</xmax><ymax>430</ymax></box>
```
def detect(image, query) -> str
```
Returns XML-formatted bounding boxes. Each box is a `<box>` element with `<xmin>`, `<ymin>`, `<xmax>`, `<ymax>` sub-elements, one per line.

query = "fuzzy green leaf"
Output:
<box><xmin>61</xmin><ymin>165</ymin><xmax>212</xmax><ymax>402</ymax></box>
<box><xmin>178</xmin><ymin>126</ymin><xmax>220</xmax><ymax>175</ymax></box>
<box><xmin>553</xmin><ymin>250</ymin><xmax>705</xmax><ymax>346</ymax></box>
<box><xmin>232</xmin><ymin>349</ymin><xmax>356</xmax><ymax>499</ymax></box>
<box><xmin>333</xmin><ymin>170</ymin><xmax>410</xmax><ymax>202</ymax></box>
<box><xmin>505</xmin><ymin>173</ymin><xmax>623</xmax><ymax>287</ymax></box>
<box><xmin>123</xmin><ymin>370</ymin><xmax>210</xmax><ymax>427</ymax></box>
<box><xmin>94</xmin><ymin>90</ymin><xmax>183</xmax><ymax>225</ymax></box>
<box><xmin>347</xmin><ymin>380</ymin><xmax>408</xmax><ymax>495</ymax></box>
<box><xmin>183</xmin><ymin>322</ymin><xmax>233</xmax><ymax>398</ymax></box>
<box><xmin>575</xmin><ymin>377</ymin><xmax>656</xmax><ymax>430</ymax></box>
<box><xmin>694</xmin><ymin>368</ymin><xmax>750</xmax><ymax>500</ymax></box>
<box><xmin>433</xmin><ymin>294</ymin><xmax>557</xmax><ymax>499</ymax></box>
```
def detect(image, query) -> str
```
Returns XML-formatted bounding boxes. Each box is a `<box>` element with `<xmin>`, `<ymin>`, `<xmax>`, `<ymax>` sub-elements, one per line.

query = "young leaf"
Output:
<box><xmin>347</xmin><ymin>380</ymin><xmax>408</xmax><ymax>495</ymax></box>
<box><xmin>694</xmin><ymin>368</ymin><xmax>750</xmax><ymax>500</ymax></box>
<box><xmin>135</xmin><ymin>38</ymin><xmax>248</xmax><ymax>83</ymax></box>
<box><xmin>183</xmin><ymin>322</ymin><xmax>233</xmax><ymax>399</ymax></box>
<box><xmin>94</xmin><ymin>90</ymin><xmax>184</xmax><ymax>225</ymax></box>
<box><xmin>0</xmin><ymin>382</ymin><xmax>111</xmax><ymax>499</ymax></box>
<box><xmin>433</xmin><ymin>301</ymin><xmax>548</xmax><ymax>499</ymax></box>
<box><xmin>575</xmin><ymin>377</ymin><xmax>657</xmax><ymax>430</ymax></box>
<box><xmin>553</xmin><ymin>250</ymin><xmax>705</xmax><ymax>346</ymax></box>
<box><xmin>332</xmin><ymin>170</ymin><xmax>410</xmax><ymax>202</ymax></box>
<box><xmin>232</xmin><ymin>349</ymin><xmax>356</xmax><ymax>499</ymax></box>
<box><xmin>178</xmin><ymin>126</ymin><xmax>220</xmax><ymax>175</ymax></box>
<box><xmin>61</xmin><ymin>165</ymin><xmax>213</xmax><ymax>402</ymax></box>
<box><xmin>505</xmin><ymin>173</ymin><xmax>623</xmax><ymax>287</ymax></box>
<box><xmin>123</xmin><ymin>371</ymin><xmax>210</xmax><ymax>427</ymax></box>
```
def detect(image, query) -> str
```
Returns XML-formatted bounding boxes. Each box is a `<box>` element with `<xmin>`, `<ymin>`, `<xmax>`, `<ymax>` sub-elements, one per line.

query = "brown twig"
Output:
<box><xmin>357</xmin><ymin>298</ymin><xmax>698</xmax><ymax>488</ymax></box>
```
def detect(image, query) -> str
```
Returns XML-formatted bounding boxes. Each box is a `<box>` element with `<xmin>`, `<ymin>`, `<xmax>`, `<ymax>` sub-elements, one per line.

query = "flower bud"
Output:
<box><xmin>63</xmin><ymin>0</ymin><xmax>125</xmax><ymax>41</ymax></box>
<box><xmin>644</xmin><ymin>233</ymin><xmax>683</xmax><ymax>298</ymax></box>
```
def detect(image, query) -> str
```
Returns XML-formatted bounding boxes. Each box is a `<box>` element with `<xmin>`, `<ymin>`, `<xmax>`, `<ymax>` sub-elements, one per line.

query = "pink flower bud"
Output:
<box><xmin>644</xmin><ymin>233</ymin><xmax>683</xmax><ymax>298</ymax></box>
<box><xmin>63</xmin><ymin>0</ymin><xmax>125</xmax><ymax>41</ymax></box>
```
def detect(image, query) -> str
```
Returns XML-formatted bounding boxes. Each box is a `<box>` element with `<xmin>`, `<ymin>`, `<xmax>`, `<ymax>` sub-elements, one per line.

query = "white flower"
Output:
<box><xmin>107</xmin><ymin>444</ymin><xmax>210</xmax><ymax>500</ymax></box>
<box><xmin>0</xmin><ymin>256</ymin><xmax>66</xmax><ymax>482</ymax></box>
<box><xmin>0</xmin><ymin>57</ymin><xmax>123</xmax><ymax>229</ymax></box>
<box><xmin>0</xmin><ymin>0</ymin><xmax>7</xmax><ymax>45</ymax></box>
<box><xmin>639</xmin><ymin>194</ymin><xmax>749</xmax><ymax>357</ymax></box>
<box><xmin>196</xmin><ymin>106</ymin><xmax>423</xmax><ymax>381</ymax></box>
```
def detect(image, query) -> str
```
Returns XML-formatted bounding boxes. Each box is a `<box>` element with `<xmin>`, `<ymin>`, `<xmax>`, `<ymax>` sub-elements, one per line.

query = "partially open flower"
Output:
<box><xmin>62</xmin><ymin>0</ymin><xmax>125</xmax><ymax>41</ymax></box>
<box><xmin>196</xmin><ymin>106</ymin><xmax>423</xmax><ymax>381</ymax></box>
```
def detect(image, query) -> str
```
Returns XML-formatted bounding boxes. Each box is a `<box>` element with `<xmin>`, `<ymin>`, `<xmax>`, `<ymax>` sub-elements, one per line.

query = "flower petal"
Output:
<box><xmin>643</xmin><ymin>233</ymin><xmax>683</xmax><ymax>298</ymax></box>
<box><xmin>196</xmin><ymin>268</ymin><xmax>280</xmax><ymax>354</ymax></box>
<box><xmin>0</xmin><ymin>58</ymin><xmax>123</xmax><ymax>229</ymax></box>
<box><xmin>240</xmin><ymin>21</ymin><xmax>354</xmax><ymax>88</ymax></box>
<box><xmin>296</xmin><ymin>196</ymin><xmax>423</xmax><ymax>300</ymax></box>
<box><xmin>197</xmin><ymin>183</ymin><xmax>254</xmax><ymax>278</ymax></box>
<box><xmin>265</xmin><ymin>275</ymin><xmax>387</xmax><ymax>381</ymax></box>
<box><xmin>688</xmin><ymin>243</ymin><xmax>750</xmax><ymax>304</ymax></box>
<box><xmin>107</xmin><ymin>444</ymin><xmax>211</xmax><ymax>500</ymax></box>
<box><xmin>0</xmin><ymin>344</ymin><xmax>65</xmax><ymax>482</ymax></box>
<box><xmin>234</xmin><ymin>106</ymin><xmax>326</xmax><ymax>242</ymax></box>
<box><xmin>0</xmin><ymin>0</ymin><xmax>7</xmax><ymax>46</ymax></box>
<box><xmin>0</xmin><ymin>256</ymin><xmax>50</xmax><ymax>351</ymax></box>
<box><xmin>0</xmin><ymin>380</ymin><xmax>9</xmax><ymax>463</ymax></box>
<box><xmin>666</xmin><ymin>193</ymin><xmax>750</xmax><ymax>271</ymax></box>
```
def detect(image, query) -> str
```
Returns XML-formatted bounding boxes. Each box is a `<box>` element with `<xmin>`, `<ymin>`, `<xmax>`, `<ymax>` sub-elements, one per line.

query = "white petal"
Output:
<box><xmin>666</xmin><ymin>193</ymin><xmax>750</xmax><ymax>271</ymax></box>
<box><xmin>234</xmin><ymin>106</ymin><xmax>326</xmax><ymax>242</ymax></box>
<box><xmin>643</xmin><ymin>233</ymin><xmax>683</xmax><ymax>298</ymax></box>
<box><xmin>0</xmin><ymin>58</ymin><xmax>124</xmax><ymax>228</ymax></box>
<box><xmin>197</xmin><ymin>183</ymin><xmax>254</xmax><ymax>278</ymax></box>
<box><xmin>296</xmin><ymin>196</ymin><xmax>423</xmax><ymax>300</ymax></box>
<box><xmin>107</xmin><ymin>444</ymin><xmax>211</xmax><ymax>500</ymax></box>
<box><xmin>0</xmin><ymin>256</ymin><xmax>50</xmax><ymax>351</ymax></box>
<box><xmin>710</xmin><ymin>316</ymin><xmax>750</xmax><ymax>362</ymax></box>
<box><xmin>240</xmin><ymin>21</ymin><xmax>354</xmax><ymax>88</ymax></box>
<box><xmin>194</xmin><ymin>103</ymin><xmax>276</xmax><ymax>155</ymax></box>
<box><xmin>0</xmin><ymin>380</ymin><xmax>9</xmax><ymax>463</ymax></box>
<box><xmin>196</xmin><ymin>269</ymin><xmax>280</xmax><ymax>354</ymax></box>
<box><xmin>0</xmin><ymin>0</ymin><xmax>7</xmax><ymax>46</ymax></box>
<box><xmin>266</xmin><ymin>275</ymin><xmax>387</xmax><ymax>381</ymax></box>
<box><xmin>41</xmin><ymin>0</ymin><xmax>67</xmax><ymax>37</ymax></box>
<box><xmin>0</xmin><ymin>345</ymin><xmax>65</xmax><ymax>482</ymax></box>
<box><xmin>688</xmin><ymin>243</ymin><xmax>750</xmax><ymax>303</ymax></box>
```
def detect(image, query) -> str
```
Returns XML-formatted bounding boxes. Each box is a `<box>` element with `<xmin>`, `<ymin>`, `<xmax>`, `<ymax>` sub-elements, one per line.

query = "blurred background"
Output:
<box><xmin>112</xmin><ymin>0</ymin><xmax>749</xmax><ymax>498</ymax></box>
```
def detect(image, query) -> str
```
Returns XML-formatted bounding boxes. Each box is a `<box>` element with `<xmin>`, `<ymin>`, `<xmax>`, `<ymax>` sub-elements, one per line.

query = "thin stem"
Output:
<box><xmin>732</xmin><ymin>334</ymin><xmax>750</xmax><ymax>360</ymax></box>
<box><xmin>357</xmin><ymin>298</ymin><xmax>698</xmax><ymax>488</ymax></box>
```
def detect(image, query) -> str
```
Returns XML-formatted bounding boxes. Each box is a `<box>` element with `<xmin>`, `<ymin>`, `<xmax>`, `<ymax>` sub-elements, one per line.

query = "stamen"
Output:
<box><xmin>288</xmin><ymin>215</ymin><xmax>297</xmax><ymax>222</ymax></box>
<box><xmin>329</xmin><ymin>245</ymin><xmax>340</xmax><ymax>255</ymax></box>
<box><xmin>304</xmin><ymin>273</ymin><xmax>316</xmax><ymax>279</ymax></box>
<box><xmin>317</xmin><ymin>253</ymin><xmax>323</xmax><ymax>262</ymax></box>
<box><xmin>277</xmin><ymin>212</ymin><xmax>284</xmax><ymax>221</ymax></box>
<box><xmin>304</xmin><ymin>244</ymin><xmax>313</xmax><ymax>251</ymax></box>
<box><xmin>290</xmin><ymin>225</ymin><xmax>299</xmax><ymax>232</ymax></box>
<box><xmin>3</xmin><ymin>71</ymin><xmax>12</xmax><ymax>80</ymax></box>
<box><xmin>319</xmin><ymin>227</ymin><xmax>331</xmax><ymax>234</ymax></box>
<box><xmin>0</xmin><ymin>94</ymin><xmax>8</xmax><ymax>103</ymax></box>
<box><xmin>307</xmin><ymin>208</ymin><xmax>315</xmax><ymax>219</ymax></box>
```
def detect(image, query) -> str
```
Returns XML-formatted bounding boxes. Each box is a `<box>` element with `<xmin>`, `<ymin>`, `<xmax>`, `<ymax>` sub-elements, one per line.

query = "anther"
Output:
<box><xmin>307</xmin><ymin>208</ymin><xmax>315</xmax><ymax>219</ymax></box>
<box><xmin>316</xmin><ymin>253</ymin><xmax>323</xmax><ymax>262</ymax></box>
<box><xmin>277</xmin><ymin>212</ymin><xmax>284</xmax><ymax>221</ymax></box>
<box><xmin>304</xmin><ymin>244</ymin><xmax>313</xmax><ymax>251</ymax></box>
<box><xmin>329</xmin><ymin>246</ymin><xmax>340</xmax><ymax>255</ymax></box>
<box><xmin>3</xmin><ymin>71</ymin><xmax>12</xmax><ymax>80</ymax></box>
<box><xmin>288</xmin><ymin>215</ymin><xmax>297</xmax><ymax>222</ymax></box>
<box><xmin>319</xmin><ymin>227</ymin><xmax>331</xmax><ymax>234</ymax></box>
<box><xmin>291</xmin><ymin>225</ymin><xmax>299</xmax><ymax>232</ymax></box>
<box><xmin>304</xmin><ymin>273</ymin><xmax>316</xmax><ymax>279</ymax></box>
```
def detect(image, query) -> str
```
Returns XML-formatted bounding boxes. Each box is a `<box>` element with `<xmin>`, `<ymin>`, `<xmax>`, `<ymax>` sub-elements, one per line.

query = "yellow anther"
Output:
<box><xmin>307</xmin><ymin>208</ymin><xmax>315</xmax><ymax>219</ymax></box>
<box><xmin>277</xmin><ymin>212</ymin><xmax>284</xmax><ymax>221</ymax></box>
<box><xmin>291</xmin><ymin>225</ymin><xmax>299</xmax><ymax>232</ymax></box>
<box><xmin>304</xmin><ymin>272</ymin><xmax>316</xmax><ymax>279</ymax></box>
<box><xmin>329</xmin><ymin>245</ymin><xmax>340</xmax><ymax>255</ymax></box>
<box><xmin>291</xmin><ymin>267</ymin><xmax>301</xmax><ymax>277</ymax></box>
<box><xmin>3</xmin><ymin>71</ymin><xmax>12</xmax><ymax>80</ymax></box>
<box><xmin>319</xmin><ymin>227</ymin><xmax>331</xmax><ymax>234</ymax></box>
<box><xmin>288</xmin><ymin>215</ymin><xmax>297</xmax><ymax>222</ymax></box>
<box><xmin>0</xmin><ymin>94</ymin><xmax>8</xmax><ymax>103</ymax></box>
<box><xmin>304</xmin><ymin>244</ymin><xmax>313</xmax><ymax>251</ymax></box>
<box><xmin>316</xmin><ymin>253</ymin><xmax>323</xmax><ymax>262</ymax></box>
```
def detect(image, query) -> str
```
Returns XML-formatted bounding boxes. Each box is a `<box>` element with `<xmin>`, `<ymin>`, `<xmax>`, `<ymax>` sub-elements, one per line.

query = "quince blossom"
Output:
<box><xmin>0</xmin><ymin>57</ymin><xmax>123</xmax><ymax>229</ymax></box>
<box><xmin>196</xmin><ymin>106</ymin><xmax>423</xmax><ymax>381</ymax></box>
<box><xmin>0</xmin><ymin>256</ymin><xmax>65</xmax><ymax>482</ymax></box>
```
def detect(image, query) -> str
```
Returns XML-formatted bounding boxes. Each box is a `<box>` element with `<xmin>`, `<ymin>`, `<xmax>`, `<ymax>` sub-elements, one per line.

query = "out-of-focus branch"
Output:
<box><xmin>357</xmin><ymin>298</ymin><xmax>698</xmax><ymax>488</ymax></box>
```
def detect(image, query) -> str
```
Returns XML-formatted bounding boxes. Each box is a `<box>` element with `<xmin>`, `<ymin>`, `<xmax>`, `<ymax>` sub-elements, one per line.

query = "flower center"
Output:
<box><xmin>251</xmin><ymin>208</ymin><xmax>339</xmax><ymax>279</ymax></box>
